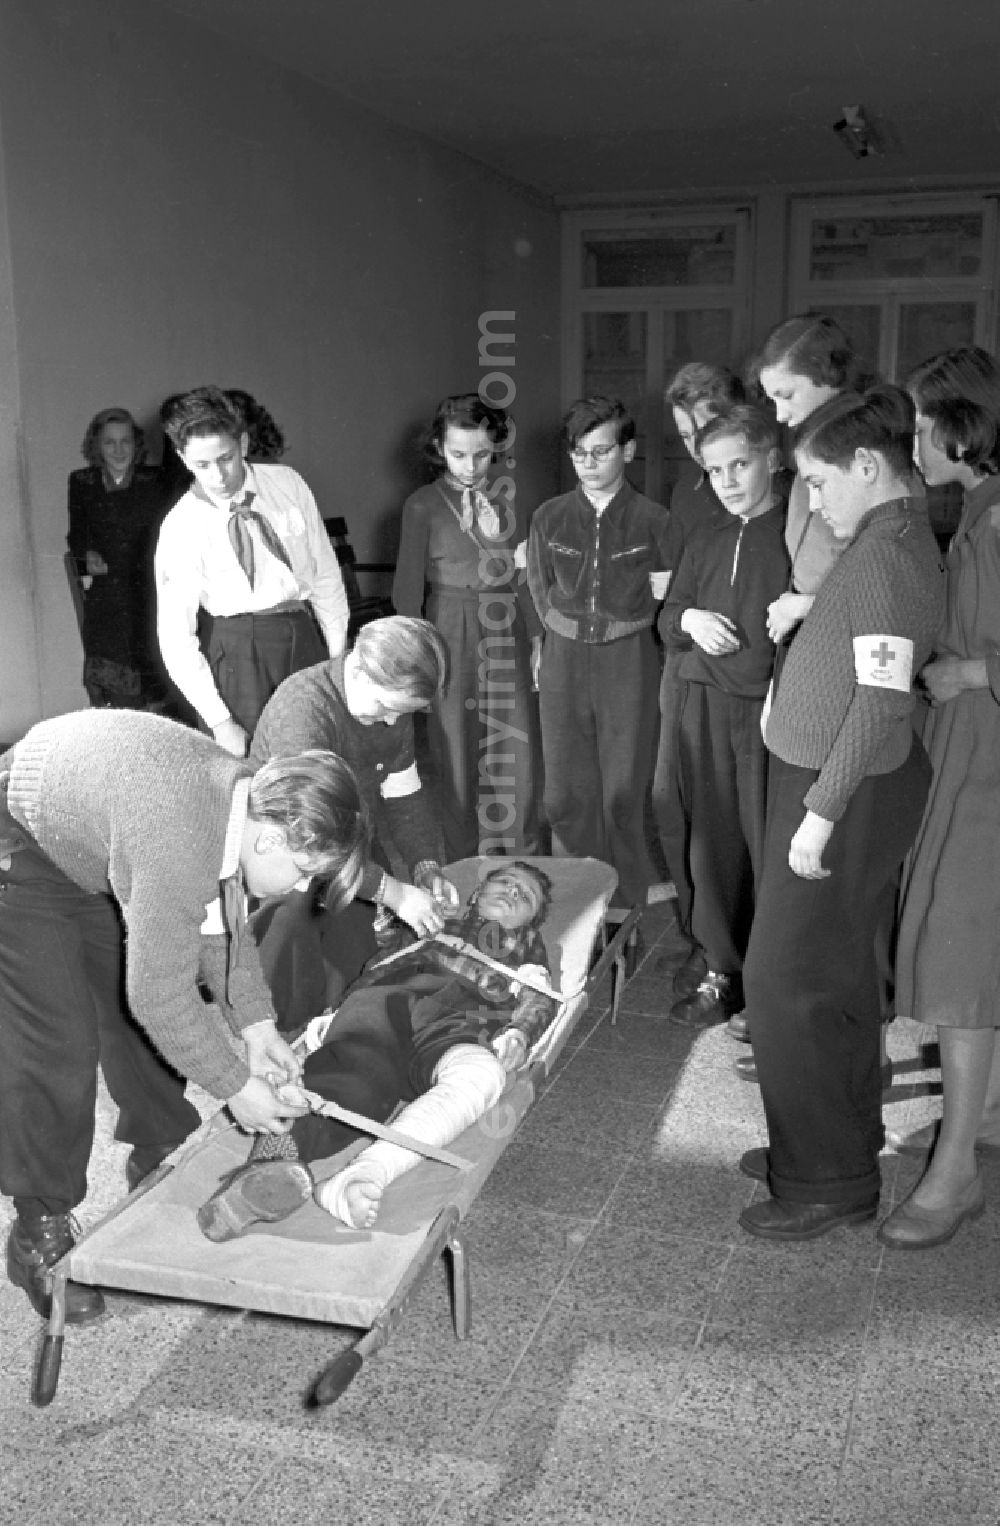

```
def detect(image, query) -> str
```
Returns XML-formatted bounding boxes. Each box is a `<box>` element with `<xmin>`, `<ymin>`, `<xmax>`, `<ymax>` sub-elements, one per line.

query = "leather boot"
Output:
<box><xmin>6</xmin><ymin>1214</ymin><xmax>106</xmax><ymax>1324</ymax></box>
<box><xmin>671</xmin><ymin>970</ymin><xmax>743</xmax><ymax>1026</ymax></box>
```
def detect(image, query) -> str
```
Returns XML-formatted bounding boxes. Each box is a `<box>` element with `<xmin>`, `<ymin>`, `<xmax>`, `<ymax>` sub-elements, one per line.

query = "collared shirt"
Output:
<box><xmin>155</xmin><ymin>462</ymin><xmax>349</xmax><ymax>727</ymax></box>
<box><xmin>200</xmin><ymin>777</ymin><xmax>249</xmax><ymax>936</ymax></box>
<box><xmin>527</xmin><ymin>482</ymin><xmax>672</xmax><ymax>643</ymax></box>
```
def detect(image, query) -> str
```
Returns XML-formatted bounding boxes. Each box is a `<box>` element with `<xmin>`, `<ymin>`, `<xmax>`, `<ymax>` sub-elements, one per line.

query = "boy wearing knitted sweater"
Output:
<box><xmin>658</xmin><ymin>406</ymin><xmax>790</xmax><ymax>1025</ymax></box>
<box><xmin>738</xmin><ymin>389</ymin><xmax>942</xmax><ymax>1242</ymax></box>
<box><xmin>0</xmin><ymin>711</ymin><xmax>367</xmax><ymax>1322</ymax></box>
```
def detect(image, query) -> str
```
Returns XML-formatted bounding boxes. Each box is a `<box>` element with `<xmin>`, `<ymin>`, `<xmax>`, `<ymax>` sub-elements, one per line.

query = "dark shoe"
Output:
<box><xmin>126</xmin><ymin>1143</ymin><xmax>179</xmax><ymax>1193</ymax></box>
<box><xmin>739</xmin><ymin>1146</ymin><xmax>769</xmax><ymax>1182</ymax></box>
<box><xmin>197</xmin><ymin>1160</ymin><xmax>314</xmax><ymax>1242</ymax></box>
<box><xmin>739</xmin><ymin>1194</ymin><xmax>879</xmax><ymax>1241</ymax></box>
<box><xmin>670</xmin><ymin>945</ymin><xmax>708</xmax><ymax>995</ymax></box>
<box><xmin>878</xmin><ymin>1173</ymin><xmax>985</xmax><ymax>1250</ymax></box>
<box><xmin>726</xmin><ymin>1011</ymin><xmax>751</xmax><ymax>1043</ymax></box>
<box><xmin>6</xmin><ymin>1214</ymin><xmax>106</xmax><ymax>1323</ymax></box>
<box><xmin>671</xmin><ymin>971</ymin><xmax>743</xmax><ymax>1027</ymax></box>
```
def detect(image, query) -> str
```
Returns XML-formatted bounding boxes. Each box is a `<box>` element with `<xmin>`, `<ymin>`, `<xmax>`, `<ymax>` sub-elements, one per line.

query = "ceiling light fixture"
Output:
<box><xmin>832</xmin><ymin>104</ymin><xmax>883</xmax><ymax>159</ymax></box>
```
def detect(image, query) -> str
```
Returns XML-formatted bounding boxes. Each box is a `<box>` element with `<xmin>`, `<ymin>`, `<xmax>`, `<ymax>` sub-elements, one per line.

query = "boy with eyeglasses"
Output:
<box><xmin>527</xmin><ymin>396</ymin><xmax>672</xmax><ymax>907</ymax></box>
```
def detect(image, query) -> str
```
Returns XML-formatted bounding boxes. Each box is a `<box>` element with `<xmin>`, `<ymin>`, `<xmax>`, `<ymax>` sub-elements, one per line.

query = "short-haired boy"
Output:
<box><xmin>0</xmin><ymin>710</ymin><xmax>367</xmax><ymax>1323</ymax></box>
<box><xmin>658</xmin><ymin>405</ymin><xmax>790</xmax><ymax>1023</ymax></box>
<box><xmin>527</xmin><ymin>397</ymin><xmax>673</xmax><ymax>907</ymax></box>
<box><xmin>155</xmin><ymin>386</ymin><xmax>349</xmax><ymax>756</ymax></box>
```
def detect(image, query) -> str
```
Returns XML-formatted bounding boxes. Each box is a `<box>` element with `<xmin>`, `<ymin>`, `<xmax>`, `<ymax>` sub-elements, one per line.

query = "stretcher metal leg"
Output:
<box><xmin>446</xmin><ymin>1228</ymin><xmax>470</xmax><ymax>1339</ymax></box>
<box><xmin>308</xmin><ymin>1205</ymin><xmax>464</xmax><ymax>1409</ymax></box>
<box><xmin>598</xmin><ymin>905</ymin><xmax>642</xmax><ymax>1026</ymax></box>
<box><xmin>33</xmin><ymin>1271</ymin><xmax>68</xmax><ymax>1407</ymax></box>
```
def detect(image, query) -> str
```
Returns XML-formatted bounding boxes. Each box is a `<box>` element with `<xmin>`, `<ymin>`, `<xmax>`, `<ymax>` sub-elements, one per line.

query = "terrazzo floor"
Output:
<box><xmin>3</xmin><ymin>902</ymin><xmax>998</xmax><ymax>1525</ymax></box>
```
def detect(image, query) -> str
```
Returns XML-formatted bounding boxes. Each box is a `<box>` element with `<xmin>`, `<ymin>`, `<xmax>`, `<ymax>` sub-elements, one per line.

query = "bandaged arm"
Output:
<box><xmin>316</xmin><ymin>1044</ymin><xmax>504</xmax><ymax>1224</ymax></box>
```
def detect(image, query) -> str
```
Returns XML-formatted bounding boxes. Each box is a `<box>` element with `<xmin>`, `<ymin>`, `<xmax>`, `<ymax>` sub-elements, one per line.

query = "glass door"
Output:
<box><xmin>564</xmin><ymin>208</ymin><xmax>753</xmax><ymax>502</ymax></box>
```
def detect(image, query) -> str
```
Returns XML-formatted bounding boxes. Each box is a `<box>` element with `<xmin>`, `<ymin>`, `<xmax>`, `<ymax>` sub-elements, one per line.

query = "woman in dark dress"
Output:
<box><xmin>67</xmin><ymin>408</ymin><xmax>171</xmax><ymax>707</ymax></box>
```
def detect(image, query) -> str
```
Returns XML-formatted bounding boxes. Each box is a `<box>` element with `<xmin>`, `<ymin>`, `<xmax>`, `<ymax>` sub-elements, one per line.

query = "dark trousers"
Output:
<box><xmin>199</xmin><ymin>605</ymin><xmax>327</xmax><ymax>737</ymax></box>
<box><xmin>651</xmin><ymin>649</ymin><xmax>694</xmax><ymax>933</ymax></box>
<box><xmin>251</xmin><ymin>891</ymin><xmax>379</xmax><ymax>1032</ymax></box>
<box><xmin>0</xmin><ymin>845</ymin><xmax>200</xmax><ymax>1216</ymax></box>
<box><xmin>744</xmin><ymin>741</ymin><xmax>930</xmax><ymax>1205</ymax></box>
<box><xmin>425</xmin><ymin>587</ymin><xmax>542</xmax><ymax>862</ymax></box>
<box><xmin>291</xmin><ymin>977</ymin><xmax>493</xmax><ymax>1162</ymax></box>
<box><xmin>539</xmin><ymin>629</ymin><xmax>658</xmax><ymax>907</ymax></box>
<box><xmin>677</xmin><ymin>682</ymin><xmax>767</xmax><ymax>975</ymax></box>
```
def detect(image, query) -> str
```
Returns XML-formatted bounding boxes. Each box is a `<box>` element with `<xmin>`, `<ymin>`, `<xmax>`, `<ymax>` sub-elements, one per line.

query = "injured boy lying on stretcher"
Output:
<box><xmin>198</xmin><ymin>860</ymin><xmax>556</xmax><ymax>1240</ymax></box>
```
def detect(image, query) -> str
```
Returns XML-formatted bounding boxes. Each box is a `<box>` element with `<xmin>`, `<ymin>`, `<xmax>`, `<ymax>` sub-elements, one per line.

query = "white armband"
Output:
<box><xmin>853</xmin><ymin>634</ymin><xmax>913</xmax><ymax>692</ymax></box>
<box><xmin>380</xmin><ymin>762</ymin><xmax>421</xmax><ymax>799</ymax></box>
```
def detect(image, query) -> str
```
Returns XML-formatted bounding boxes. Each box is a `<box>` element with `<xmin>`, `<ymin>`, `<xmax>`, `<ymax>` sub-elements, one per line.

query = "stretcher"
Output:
<box><xmin>33</xmin><ymin>856</ymin><xmax>640</xmax><ymax>1408</ymax></box>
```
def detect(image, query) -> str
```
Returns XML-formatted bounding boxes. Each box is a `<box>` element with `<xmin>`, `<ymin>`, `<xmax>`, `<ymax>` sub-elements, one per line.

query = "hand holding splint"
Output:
<box><xmin>788</xmin><ymin>810</ymin><xmax>834</xmax><ymax>880</ymax></box>
<box><xmin>243</xmin><ymin>1018</ymin><xmax>303</xmax><ymax>1084</ymax></box>
<box><xmin>228</xmin><ymin>1074</ymin><xmax>309</xmax><ymax>1135</ymax></box>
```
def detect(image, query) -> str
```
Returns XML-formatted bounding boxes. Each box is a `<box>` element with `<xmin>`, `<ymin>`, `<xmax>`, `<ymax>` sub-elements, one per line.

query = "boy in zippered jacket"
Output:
<box><xmin>659</xmin><ymin>405</ymin><xmax>789</xmax><ymax>1025</ymax></box>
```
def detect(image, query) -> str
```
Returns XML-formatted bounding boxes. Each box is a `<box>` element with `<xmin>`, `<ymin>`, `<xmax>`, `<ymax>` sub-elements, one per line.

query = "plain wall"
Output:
<box><xmin>0</xmin><ymin>0</ymin><xmax>562</xmax><ymax>735</ymax></box>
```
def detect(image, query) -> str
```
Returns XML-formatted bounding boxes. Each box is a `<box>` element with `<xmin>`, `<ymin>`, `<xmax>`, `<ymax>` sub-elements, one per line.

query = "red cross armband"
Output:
<box><xmin>853</xmin><ymin>634</ymin><xmax>914</xmax><ymax>692</ymax></box>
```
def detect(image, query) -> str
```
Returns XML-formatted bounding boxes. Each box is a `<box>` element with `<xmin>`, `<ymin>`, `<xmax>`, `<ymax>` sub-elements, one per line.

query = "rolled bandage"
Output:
<box><xmin>315</xmin><ymin>1044</ymin><xmax>505</xmax><ymax>1226</ymax></box>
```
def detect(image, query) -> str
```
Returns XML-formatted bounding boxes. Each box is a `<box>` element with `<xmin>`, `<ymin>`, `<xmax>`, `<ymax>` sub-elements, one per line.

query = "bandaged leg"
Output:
<box><xmin>315</xmin><ymin>1044</ymin><xmax>504</xmax><ymax>1229</ymax></box>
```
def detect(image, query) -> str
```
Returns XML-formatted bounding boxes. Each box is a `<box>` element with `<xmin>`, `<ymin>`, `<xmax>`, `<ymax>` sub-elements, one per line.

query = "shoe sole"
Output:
<box><xmin>877</xmin><ymin>1198</ymin><xmax>986</xmax><ymax>1250</ymax></box>
<box><xmin>197</xmin><ymin>1162</ymin><xmax>313</xmax><ymax>1242</ymax></box>
<box><xmin>739</xmin><ymin>1203</ymin><xmax>878</xmax><ymax>1241</ymax></box>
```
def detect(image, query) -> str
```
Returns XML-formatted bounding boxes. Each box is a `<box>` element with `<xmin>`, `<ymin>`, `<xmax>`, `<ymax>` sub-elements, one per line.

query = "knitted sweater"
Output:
<box><xmin>0</xmin><ymin>711</ymin><xmax>273</xmax><ymax>1099</ymax></box>
<box><xmin>765</xmin><ymin>497</ymin><xmax>943</xmax><ymax>821</ymax></box>
<box><xmin>249</xmin><ymin>657</ymin><xmax>438</xmax><ymax>899</ymax></box>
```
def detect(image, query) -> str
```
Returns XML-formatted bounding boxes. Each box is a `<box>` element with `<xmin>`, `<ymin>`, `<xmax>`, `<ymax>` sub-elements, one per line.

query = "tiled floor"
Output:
<box><xmin>3</xmin><ymin>904</ymin><xmax>999</xmax><ymax>1525</ymax></box>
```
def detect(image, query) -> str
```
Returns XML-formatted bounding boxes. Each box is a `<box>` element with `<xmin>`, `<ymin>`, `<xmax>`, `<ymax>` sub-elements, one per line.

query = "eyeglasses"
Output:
<box><xmin>569</xmin><ymin>443</ymin><xmax>618</xmax><ymax>464</ymax></box>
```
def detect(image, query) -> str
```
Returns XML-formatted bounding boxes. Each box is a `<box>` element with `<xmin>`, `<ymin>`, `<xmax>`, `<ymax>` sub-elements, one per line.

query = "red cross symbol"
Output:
<box><xmin>873</xmin><ymin>641</ymin><xmax>895</xmax><ymax>667</ymax></box>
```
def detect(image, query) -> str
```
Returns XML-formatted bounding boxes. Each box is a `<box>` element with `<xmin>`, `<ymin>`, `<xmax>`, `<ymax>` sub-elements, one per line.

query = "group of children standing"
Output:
<box><xmin>5</xmin><ymin>321</ymin><xmax>997</xmax><ymax>1332</ymax></box>
<box><xmin>398</xmin><ymin>326</ymin><xmax>1000</xmax><ymax>1257</ymax></box>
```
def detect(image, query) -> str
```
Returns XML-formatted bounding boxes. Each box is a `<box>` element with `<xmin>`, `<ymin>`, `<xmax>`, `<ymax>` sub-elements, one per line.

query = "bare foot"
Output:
<box><xmin>315</xmin><ymin>1168</ymin><xmax>385</xmax><ymax>1229</ymax></box>
<box><xmin>341</xmin><ymin>1178</ymin><xmax>383</xmax><ymax>1229</ymax></box>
